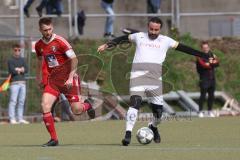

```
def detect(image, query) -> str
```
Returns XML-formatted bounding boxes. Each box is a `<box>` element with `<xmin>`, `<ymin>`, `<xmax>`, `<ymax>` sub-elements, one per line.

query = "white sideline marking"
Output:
<box><xmin>2</xmin><ymin>145</ymin><xmax>240</xmax><ymax>152</ymax></box>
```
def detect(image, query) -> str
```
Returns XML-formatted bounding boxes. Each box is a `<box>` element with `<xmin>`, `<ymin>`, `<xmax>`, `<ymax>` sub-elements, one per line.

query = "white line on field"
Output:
<box><xmin>40</xmin><ymin>146</ymin><xmax>240</xmax><ymax>152</ymax></box>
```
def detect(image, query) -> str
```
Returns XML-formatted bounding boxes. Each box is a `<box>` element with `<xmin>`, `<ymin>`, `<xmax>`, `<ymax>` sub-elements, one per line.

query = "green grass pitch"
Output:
<box><xmin>0</xmin><ymin>117</ymin><xmax>239</xmax><ymax>160</ymax></box>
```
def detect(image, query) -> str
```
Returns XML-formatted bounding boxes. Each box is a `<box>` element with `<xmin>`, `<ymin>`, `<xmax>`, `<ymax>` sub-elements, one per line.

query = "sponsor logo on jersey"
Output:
<box><xmin>140</xmin><ymin>42</ymin><xmax>161</xmax><ymax>48</ymax></box>
<box><xmin>52</xmin><ymin>46</ymin><xmax>57</xmax><ymax>52</ymax></box>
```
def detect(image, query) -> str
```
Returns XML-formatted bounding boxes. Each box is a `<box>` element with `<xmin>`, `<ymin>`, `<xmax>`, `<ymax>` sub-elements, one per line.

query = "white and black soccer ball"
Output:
<box><xmin>136</xmin><ymin>127</ymin><xmax>154</xmax><ymax>145</ymax></box>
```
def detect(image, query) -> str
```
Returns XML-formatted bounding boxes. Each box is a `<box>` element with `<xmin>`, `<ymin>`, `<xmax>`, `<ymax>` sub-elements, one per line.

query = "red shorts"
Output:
<box><xmin>43</xmin><ymin>75</ymin><xmax>82</xmax><ymax>103</ymax></box>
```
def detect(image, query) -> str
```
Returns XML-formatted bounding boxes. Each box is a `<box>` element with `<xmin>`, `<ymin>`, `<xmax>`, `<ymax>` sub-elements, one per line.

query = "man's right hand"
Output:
<box><xmin>15</xmin><ymin>67</ymin><xmax>21</xmax><ymax>74</ymax></box>
<box><xmin>97</xmin><ymin>44</ymin><xmax>108</xmax><ymax>54</ymax></box>
<box><xmin>209</xmin><ymin>57</ymin><xmax>214</xmax><ymax>64</ymax></box>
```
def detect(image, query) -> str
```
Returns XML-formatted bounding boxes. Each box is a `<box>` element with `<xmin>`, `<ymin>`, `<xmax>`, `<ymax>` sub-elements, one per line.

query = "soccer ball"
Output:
<box><xmin>136</xmin><ymin>127</ymin><xmax>154</xmax><ymax>145</ymax></box>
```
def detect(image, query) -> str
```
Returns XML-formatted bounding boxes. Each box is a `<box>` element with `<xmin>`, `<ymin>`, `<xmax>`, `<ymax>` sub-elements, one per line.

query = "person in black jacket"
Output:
<box><xmin>196</xmin><ymin>41</ymin><xmax>219</xmax><ymax>118</ymax></box>
<box><xmin>7</xmin><ymin>44</ymin><xmax>29</xmax><ymax>124</ymax></box>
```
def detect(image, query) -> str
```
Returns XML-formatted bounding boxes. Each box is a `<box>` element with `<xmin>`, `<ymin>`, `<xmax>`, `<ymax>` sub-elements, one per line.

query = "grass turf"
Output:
<box><xmin>0</xmin><ymin>117</ymin><xmax>239</xmax><ymax>160</ymax></box>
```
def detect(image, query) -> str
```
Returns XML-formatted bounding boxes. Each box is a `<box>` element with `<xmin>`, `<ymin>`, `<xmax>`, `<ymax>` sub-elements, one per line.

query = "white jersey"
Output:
<box><xmin>129</xmin><ymin>32</ymin><xmax>178</xmax><ymax>64</ymax></box>
<box><xmin>128</xmin><ymin>32</ymin><xmax>178</xmax><ymax>105</ymax></box>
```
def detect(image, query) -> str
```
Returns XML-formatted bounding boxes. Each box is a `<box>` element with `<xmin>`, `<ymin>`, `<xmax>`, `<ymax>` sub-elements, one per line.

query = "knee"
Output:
<box><xmin>150</xmin><ymin>103</ymin><xmax>163</xmax><ymax>118</ymax></box>
<box><xmin>9</xmin><ymin>99</ymin><xmax>17</xmax><ymax>105</ymax></box>
<box><xmin>130</xmin><ymin>95</ymin><xmax>142</xmax><ymax>110</ymax></box>
<box><xmin>200</xmin><ymin>92</ymin><xmax>206</xmax><ymax>98</ymax></box>
<box><xmin>9</xmin><ymin>95</ymin><xmax>17</xmax><ymax>102</ymax></box>
<box><xmin>72</xmin><ymin>105</ymin><xmax>83</xmax><ymax>115</ymax></box>
<box><xmin>41</xmin><ymin>101</ymin><xmax>52</xmax><ymax>113</ymax></box>
<box><xmin>110</xmin><ymin>14</ymin><xmax>115</xmax><ymax>20</ymax></box>
<box><xmin>18</xmin><ymin>101</ymin><xmax>25</xmax><ymax>106</ymax></box>
<box><xmin>18</xmin><ymin>98</ymin><xmax>25</xmax><ymax>105</ymax></box>
<box><xmin>209</xmin><ymin>91</ymin><xmax>215</xmax><ymax>98</ymax></box>
<box><xmin>70</xmin><ymin>102</ymin><xmax>85</xmax><ymax>115</ymax></box>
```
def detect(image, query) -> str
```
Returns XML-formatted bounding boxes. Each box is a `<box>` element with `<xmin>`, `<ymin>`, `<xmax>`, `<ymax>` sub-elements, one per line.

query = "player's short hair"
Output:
<box><xmin>12</xmin><ymin>44</ymin><xmax>21</xmax><ymax>49</ymax></box>
<box><xmin>39</xmin><ymin>17</ymin><xmax>52</xmax><ymax>27</ymax></box>
<box><xmin>148</xmin><ymin>17</ymin><xmax>163</xmax><ymax>28</ymax></box>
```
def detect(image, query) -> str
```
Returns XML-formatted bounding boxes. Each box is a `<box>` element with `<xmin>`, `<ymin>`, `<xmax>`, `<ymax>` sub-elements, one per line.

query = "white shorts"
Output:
<box><xmin>130</xmin><ymin>71</ymin><xmax>163</xmax><ymax>105</ymax></box>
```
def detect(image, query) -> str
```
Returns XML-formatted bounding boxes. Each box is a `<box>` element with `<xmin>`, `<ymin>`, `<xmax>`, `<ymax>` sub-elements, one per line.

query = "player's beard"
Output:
<box><xmin>148</xmin><ymin>33</ymin><xmax>159</xmax><ymax>40</ymax></box>
<box><xmin>44</xmin><ymin>33</ymin><xmax>53</xmax><ymax>41</ymax></box>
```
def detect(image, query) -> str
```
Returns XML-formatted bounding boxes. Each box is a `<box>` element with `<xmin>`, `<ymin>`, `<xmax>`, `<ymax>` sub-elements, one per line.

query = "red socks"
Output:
<box><xmin>43</xmin><ymin>112</ymin><xmax>58</xmax><ymax>141</ymax></box>
<box><xmin>82</xmin><ymin>103</ymin><xmax>90</xmax><ymax>112</ymax></box>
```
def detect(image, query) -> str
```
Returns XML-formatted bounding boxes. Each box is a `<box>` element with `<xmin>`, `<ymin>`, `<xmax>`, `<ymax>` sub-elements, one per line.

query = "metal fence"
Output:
<box><xmin>1</xmin><ymin>0</ymin><xmax>240</xmax><ymax>40</ymax></box>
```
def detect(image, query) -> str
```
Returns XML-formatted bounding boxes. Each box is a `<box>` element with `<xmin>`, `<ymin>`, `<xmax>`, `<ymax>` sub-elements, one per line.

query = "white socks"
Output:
<box><xmin>149</xmin><ymin>113</ymin><xmax>161</xmax><ymax>128</ymax></box>
<box><xmin>126</xmin><ymin>107</ymin><xmax>138</xmax><ymax>132</ymax></box>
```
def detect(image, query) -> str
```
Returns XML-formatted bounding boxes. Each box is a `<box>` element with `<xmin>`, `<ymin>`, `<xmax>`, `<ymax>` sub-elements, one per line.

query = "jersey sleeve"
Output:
<box><xmin>57</xmin><ymin>36</ymin><xmax>72</xmax><ymax>53</ymax></box>
<box><xmin>166</xmin><ymin>36</ymin><xmax>179</xmax><ymax>49</ymax></box>
<box><xmin>128</xmin><ymin>33</ymin><xmax>139</xmax><ymax>43</ymax></box>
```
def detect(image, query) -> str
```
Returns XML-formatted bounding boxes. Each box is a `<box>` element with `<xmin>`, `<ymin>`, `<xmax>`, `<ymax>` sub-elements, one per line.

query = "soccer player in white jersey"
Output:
<box><xmin>98</xmin><ymin>17</ymin><xmax>209</xmax><ymax>146</ymax></box>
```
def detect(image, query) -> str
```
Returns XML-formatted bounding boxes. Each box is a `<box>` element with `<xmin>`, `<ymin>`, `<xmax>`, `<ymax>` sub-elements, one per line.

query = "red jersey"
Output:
<box><xmin>35</xmin><ymin>34</ymin><xmax>81</xmax><ymax>101</ymax></box>
<box><xmin>35</xmin><ymin>34</ymin><xmax>72</xmax><ymax>74</ymax></box>
<box><xmin>35</xmin><ymin>34</ymin><xmax>74</xmax><ymax>90</ymax></box>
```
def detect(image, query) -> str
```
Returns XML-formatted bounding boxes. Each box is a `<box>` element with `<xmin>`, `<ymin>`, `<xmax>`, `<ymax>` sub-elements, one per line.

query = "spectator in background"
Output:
<box><xmin>24</xmin><ymin>0</ymin><xmax>48</xmax><ymax>17</ymax></box>
<box><xmin>77</xmin><ymin>10</ymin><xmax>86</xmax><ymax>35</ymax></box>
<box><xmin>147</xmin><ymin>0</ymin><xmax>161</xmax><ymax>15</ymax></box>
<box><xmin>35</xmin><ymin>0</ymin><xmax>49</xmax><ymax>17</ymax></box>
<box><xmin>24</xmin><ymin>0</ymin><xmax>34</xmax><ymax>17</ymax></box>
<box><xmin>46</xmin><ymin>0</ymin><xmax>63</xmax><ymax>17</ymax></box>
<box><xmin>24</xmin><ymin>0</ymin><xmax>63</xmax><ymax>17</ymax></box>
<box><xmin>7</xmin><ymin>44</ymin><xmax>29</xmax><ymax>124</ymax></box>
<box><xmin>196</xmin><ymin>41</ymin><xmax>219</xmax><ymax>118</ymax></box>
<box><xmin>101</xmin><ymin>0</ymin><xmax>115</xmax><ymax>38</ymax></box>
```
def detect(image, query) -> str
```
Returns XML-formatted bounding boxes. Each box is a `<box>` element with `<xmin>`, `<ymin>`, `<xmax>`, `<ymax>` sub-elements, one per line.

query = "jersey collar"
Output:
<box><xmin>41</xmin><ymin>34</ymin><xmax>56</xmax><ymax>44</ymax></box>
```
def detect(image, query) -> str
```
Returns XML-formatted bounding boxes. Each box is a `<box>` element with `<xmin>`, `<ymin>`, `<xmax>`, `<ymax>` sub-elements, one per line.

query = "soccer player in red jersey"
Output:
<box><xmin>35</xmin><ymin>17</ymin><xmax>95</xmax><ymax>147</ymax></box>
